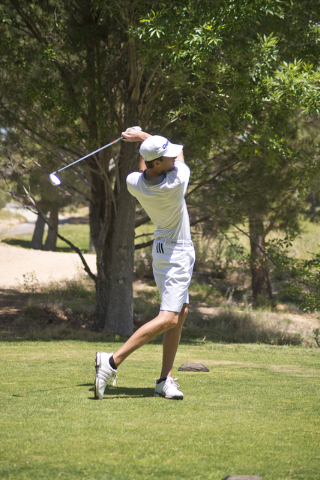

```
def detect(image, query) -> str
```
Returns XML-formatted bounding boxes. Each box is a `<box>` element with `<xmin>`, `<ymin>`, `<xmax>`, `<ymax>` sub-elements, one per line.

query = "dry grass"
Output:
<box><xmin>1</xmin><ymin>273</ymin><xmax>319</xmax><ymax>346</ymax></box>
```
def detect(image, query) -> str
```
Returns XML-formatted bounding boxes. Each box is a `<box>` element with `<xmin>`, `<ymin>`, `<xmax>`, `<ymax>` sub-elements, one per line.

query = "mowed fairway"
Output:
<box><xmin>1</xmin><ymin>341</ymin><xmax>320</xmax><ymax>480</ymax></box>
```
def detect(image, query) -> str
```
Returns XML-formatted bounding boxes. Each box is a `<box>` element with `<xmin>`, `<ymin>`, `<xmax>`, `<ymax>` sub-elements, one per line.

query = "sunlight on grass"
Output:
<box><xmin>1</xmin><ymin>224</ymin><xmax>91</xmax><ymax>252</ymax></box>
<box><xmin>0</xmin><ymin>210</ymin><xmax>26</xmax><ymax>222</ymax></box>
<box><xmin>1</xmin><ymin>342</ymin><xmax>319</xmax><ymax>480</ymax></box>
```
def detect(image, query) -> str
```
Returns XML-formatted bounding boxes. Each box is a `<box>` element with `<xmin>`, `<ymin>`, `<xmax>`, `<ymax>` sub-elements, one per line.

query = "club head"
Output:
<box><xmin>49</xmin><ymin>173</ymin><xmax>61</xmax><ymax>186</ymax></box>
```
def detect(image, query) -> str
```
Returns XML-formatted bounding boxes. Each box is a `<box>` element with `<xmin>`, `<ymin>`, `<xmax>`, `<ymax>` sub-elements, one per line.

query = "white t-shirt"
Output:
<box><xmin>126</xmin><ymin>160</ymin><xmax>191</xmax><ymax>240</ymax></box>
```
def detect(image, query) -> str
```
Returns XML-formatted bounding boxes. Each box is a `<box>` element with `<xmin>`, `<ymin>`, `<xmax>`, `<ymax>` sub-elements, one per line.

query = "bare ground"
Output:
<box><xmin>0</xmin><ymin>243</ymin><xmax>96</xmax><ymax>288</ymax></box>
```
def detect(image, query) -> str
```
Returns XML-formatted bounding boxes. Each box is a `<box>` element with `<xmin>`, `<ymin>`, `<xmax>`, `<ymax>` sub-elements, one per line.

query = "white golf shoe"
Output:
<box><xmin>154</xmin><ymin>377</ymin><xmax>183</xmax><ymax>400</ymax></box>
<box><xmin>94</xmin><ymin>352</ymin><xmax>118</xmax><ymax>399</ymax></box>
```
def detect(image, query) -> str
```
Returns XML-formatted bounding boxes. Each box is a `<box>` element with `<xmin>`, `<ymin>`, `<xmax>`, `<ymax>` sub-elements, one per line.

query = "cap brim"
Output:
<box><xmin>163</xmin><ymin>143</ymin><xmax>183</xmax><ymax>158</ymax></box>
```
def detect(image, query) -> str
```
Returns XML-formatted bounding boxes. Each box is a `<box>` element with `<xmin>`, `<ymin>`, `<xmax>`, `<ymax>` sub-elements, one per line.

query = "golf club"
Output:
<box><xmin>49</xmin><ymin>126</ymin><xmax>142</xmax><ymax>186</ymax></box>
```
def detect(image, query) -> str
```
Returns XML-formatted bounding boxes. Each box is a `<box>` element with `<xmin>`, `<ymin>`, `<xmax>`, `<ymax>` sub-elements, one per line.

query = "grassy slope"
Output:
<box><xmin>0</xmin><ymin>210</ymin><xmax>26</xmax><ymax>222</ymax></box>
<box><xmin>1</xmin><ymin>341</ymin><xmax>320</xmax><ymax>480</ymax></box>
<box><xmin>0</xmin><ymin>224</ymin><xmax>91</xmax><ymax>253</ymax></box>
<box><xmin>0</xmin><ymin>216</ymin><xmax>154</xmax><ymax>253</ymax></box>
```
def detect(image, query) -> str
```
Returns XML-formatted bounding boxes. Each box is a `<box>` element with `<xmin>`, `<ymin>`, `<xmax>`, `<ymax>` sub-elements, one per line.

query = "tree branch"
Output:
<box><xmin>135</xmin><ymin>239</ymin><xmax>154</xmax><ymax>250</ymax></box>
<box><xmin>135</xmin><ymin>215</ymin><xmax>150</xmax><ymax>228</ymax></box>
<box><xmin>186</xmin><ymin>159</ymin><xmax>240</xmax><ymax>199</ymax></box>
<box><xmin>9</xmin><ymin>0</ymin><xmax>43</xmax><ymax>42</ymax></box>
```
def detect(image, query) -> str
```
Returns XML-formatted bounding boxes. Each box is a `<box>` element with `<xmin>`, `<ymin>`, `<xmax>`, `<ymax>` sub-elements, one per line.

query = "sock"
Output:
<box><xmin>156</xmin><ymin>377</ymin><xmax>167</xmax><ymax>384</ymax></box>
<box><xmin>109</xmin><ymin>355</ymin><xmax>117</xmax><ymax>370</ymax></box>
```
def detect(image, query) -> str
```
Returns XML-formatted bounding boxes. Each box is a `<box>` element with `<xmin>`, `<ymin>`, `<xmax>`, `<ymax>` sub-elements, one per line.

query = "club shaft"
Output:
<box><xmin>54</xmin><ymin>137</ymin><xmax>124</xmax><ymax>175</ymax></box>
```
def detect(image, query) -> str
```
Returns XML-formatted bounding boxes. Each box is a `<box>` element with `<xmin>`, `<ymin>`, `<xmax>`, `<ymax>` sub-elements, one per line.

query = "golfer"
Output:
<box><xmin>94</xmin><ymin>129</ymin><xmax>195</xmax><ymax>400</ymax></box>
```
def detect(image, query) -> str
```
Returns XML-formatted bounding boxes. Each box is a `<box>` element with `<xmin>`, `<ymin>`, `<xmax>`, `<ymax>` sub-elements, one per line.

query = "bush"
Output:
<box><xmin>0</xmin><ymin>182</ymin><xmax>8</xmax><ymax>209</ymax></box>
<box><xmin>134</xmin><ymin>250</ymin><xmax>153</xmax><ymax>278</ymax></box>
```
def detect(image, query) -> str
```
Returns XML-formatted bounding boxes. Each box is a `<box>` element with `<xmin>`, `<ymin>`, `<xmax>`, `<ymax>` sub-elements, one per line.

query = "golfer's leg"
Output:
<box><xmin>160</xmin><ymin>304</ymin><xmax>188</xmax><ymax>379</ymax></box>
<box><xmin>113</xmin><ymin>310</ymin><xmax>179</xmax><ymax>367</ymax></box>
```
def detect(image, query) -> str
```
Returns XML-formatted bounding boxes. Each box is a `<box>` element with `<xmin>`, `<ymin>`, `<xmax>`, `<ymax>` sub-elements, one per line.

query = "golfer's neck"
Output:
<box><xmin>144</xmin><ymin>168</ymin><xmax>163</xmax><ymax>180</ymax></box>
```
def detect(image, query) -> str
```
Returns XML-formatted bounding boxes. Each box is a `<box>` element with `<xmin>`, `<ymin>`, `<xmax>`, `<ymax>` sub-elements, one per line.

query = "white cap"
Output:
<box><xmin>139</xmin><ymin>135</ymin><xmax>183</xmax><ymax>162</ymax></box>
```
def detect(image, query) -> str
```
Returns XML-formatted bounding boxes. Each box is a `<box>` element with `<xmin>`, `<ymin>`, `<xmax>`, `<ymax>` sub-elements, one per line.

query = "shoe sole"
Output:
<box><xmin>154</xmin><ymin>393</ymin><xmax>183</xmax><ymax>400</ymax></box>
<box><xmin>94</xmin><ymin>353</ymin><xmax>103</xmax><ymax>399</ymax></box>
<box><xmin>94</xmin><ymin>375</ymin><xmax>100</xmax><ymax>399</ymax></box>
<box><xmin>95</xmin><ymin>352</ymin><xmax>101</xmax><ymax>372</ymax></box>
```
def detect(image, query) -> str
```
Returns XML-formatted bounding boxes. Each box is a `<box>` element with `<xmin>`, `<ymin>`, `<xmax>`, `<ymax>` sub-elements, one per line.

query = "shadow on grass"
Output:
<box><xmin>1</xmin><ymin>237</ymin><xmax>89</xmax><ymax>253</ymax></box>
<box><xmin>88</xmin><ymin>387</ymin><xmax>155</xmax><ymax>399</ymax></box>
<box><xmin>1</xmin><ymin>238</ymin><xmax>32</xmax><ymax>249</ymax></box>
<box><xmin>9</xmin><ymin>383</ymin><xmax>153</xmax><ymax>399</ymax></box>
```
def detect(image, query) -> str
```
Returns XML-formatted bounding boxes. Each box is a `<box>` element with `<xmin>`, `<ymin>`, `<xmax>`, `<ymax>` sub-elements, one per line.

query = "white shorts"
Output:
<box><xmin>152</xmin><ymin>238</ymin><xmax>196</xmax><ymax>313</ymax></box>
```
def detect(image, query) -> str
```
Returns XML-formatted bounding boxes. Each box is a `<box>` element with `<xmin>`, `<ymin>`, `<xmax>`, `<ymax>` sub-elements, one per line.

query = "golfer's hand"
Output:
<box><xmin>121</xmin><ymin>129</ymin><xmax>151</xmax><ymax>142</ymax></box>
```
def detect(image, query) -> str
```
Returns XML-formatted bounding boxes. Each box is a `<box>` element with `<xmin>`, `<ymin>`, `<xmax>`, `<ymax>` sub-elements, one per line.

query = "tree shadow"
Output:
<box><xmin>1</xmin><ymin>237</ymin><xmax>89</xmax><ymax>253</ymax></box>
<box><xmin>9</xmin><ymin>384</ymin><xmax>154</xmax><ymax>399</ymax></box>
<box><xmin>85</xmin><ymin>385</ymin><xmax>155</xmax><ymax>399</ymax></box>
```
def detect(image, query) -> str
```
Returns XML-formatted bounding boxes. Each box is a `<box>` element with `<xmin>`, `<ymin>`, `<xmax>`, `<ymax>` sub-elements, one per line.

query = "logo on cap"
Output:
<box><xmin>162</xmin><ymin>140</ymin><xmax>169</xmax><ymax>150</ymax></box>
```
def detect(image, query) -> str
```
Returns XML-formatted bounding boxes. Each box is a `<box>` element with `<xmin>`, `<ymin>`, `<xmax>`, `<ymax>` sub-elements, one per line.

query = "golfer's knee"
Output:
<box><xmin>181</xmin><ymin>303</ymin><xmax>188</xmax><ymax>317</ymax></box>
<box><xmin>179</xmin><ymin>304</ymin><xmax>188</xmax><ymax>323</ymax></box>
<box><xmin>159</xmin><ymin>311</ymin><xmax>179</xmax><ymax>329</ymax></box>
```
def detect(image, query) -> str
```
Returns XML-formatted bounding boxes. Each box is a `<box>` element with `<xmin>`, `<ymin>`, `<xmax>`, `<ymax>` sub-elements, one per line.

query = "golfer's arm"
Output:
<box><xmin>121</xmin><ymin>130</ymin><xmax>151</xmax><ymax>142</ymax></box>
<box><xmin>175</xmin><ymin>151</ymin><xmax>185</xmax><ymax>163</ymax></box>
<box><xmin>135</xmin><ymin>132</ymin><xmax>151</xmax><ymax>142</ymax></box>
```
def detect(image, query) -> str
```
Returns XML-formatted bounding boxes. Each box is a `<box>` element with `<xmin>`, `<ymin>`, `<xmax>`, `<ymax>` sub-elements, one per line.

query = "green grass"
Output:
<box><xmin>1</xmin><ymin>216</ymin><xmax>155</xmax><ymax>253</ymax></box>
<box><xmin>1</xmin><ymin>224</ymin><xmax>91</xmax><ymax>253</ymax></box>
<box><xmin>289</xmin><ymin>219</ymin><xmax>320</xmax><ymax>259</ymax></box>
<box><xmin>0</xmin><ymin>210</ymin><xmax>26</xmax><ymax>222</ymax></box>
<box><xmin>1</xmin><ymin>341</ymin><xmax>319</xmax><ymax>480</ymax></box>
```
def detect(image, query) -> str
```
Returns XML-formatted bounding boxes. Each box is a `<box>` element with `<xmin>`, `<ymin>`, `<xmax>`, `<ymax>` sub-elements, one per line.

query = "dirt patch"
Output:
<box><xmin>0</xmin><ymin>243</ymin><xmax>96</xmax><ymax>288</ymax></box>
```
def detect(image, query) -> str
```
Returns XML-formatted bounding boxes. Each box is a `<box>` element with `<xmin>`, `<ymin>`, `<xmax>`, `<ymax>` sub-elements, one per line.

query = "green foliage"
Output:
<box><xmin>1</xmin><ymin>0</ymin><xmax>320</xmax><ymax>322</ymax></box>
<box><xmin>280</xmin><ymin>254</ymin><xmax>320</xmax><ymax>311</ymax></box>
<box><xmin>262</xmin><ymin>229</ymin><xmax>320</xmax><ymax>310</ymax></box>
<box><xmin>313</xmin><ymin>328</ymin><xmax>320</xmax><ymax>347</ymax></box>
<box><xmin>263</xmin><ymin>61</ymin><xmax>320</xmax><ymax>114</ymax></box>
<box><xmin>0</xmin><ymin>181</ymin><xmax>8</xmax><ymax>208</ymax></box>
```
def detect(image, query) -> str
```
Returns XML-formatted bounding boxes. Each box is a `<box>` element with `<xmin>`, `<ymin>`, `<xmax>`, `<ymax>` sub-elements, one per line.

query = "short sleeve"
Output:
<box><xmin>126</xmin><ymin>172</ymin><xmax>141</xmax><ymax>197</ymax></box>
<box><xmin>175</xmin><ymin>161</ymin><xmax>190</xmax><ymax>194</ymax></box>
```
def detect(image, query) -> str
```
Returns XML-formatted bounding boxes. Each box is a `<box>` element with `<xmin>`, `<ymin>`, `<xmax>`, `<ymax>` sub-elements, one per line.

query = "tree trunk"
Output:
<box><xmin>311</xmin><ymin>192</ymin><xmax>317</xmax><ymax>216</ymax></box>
<box><xmin>44</xmin><ymin>206</ymin><xmax>59</xmax><ymax>251</ymax></box>
<box><xmin>88</xmin><ymin>20</ymin><xmax>146</xmax><ymax>335</ymax></box>
<box><xmin>248</xmin><ymin>213</ymin><xmax>272</xmax><ymax>306</ymax></box>
<box><xmin>31</xmin><ymin>214</ymin><xmax>46</xmax><ymax>249</ymax></box>
<box><xmin>92</xmin><ymin>125</ymin><xmax>140</xmax><ymax>335</ymax></box>
<box><xmin>89</xmin><ymin>236</ymin><xmax>96</xmax><ymax>253</ymax></box>
<box><xmin>104</xmin><ymin>155</ymin><xmax>137</xmax><ymax>336</ymax></box>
